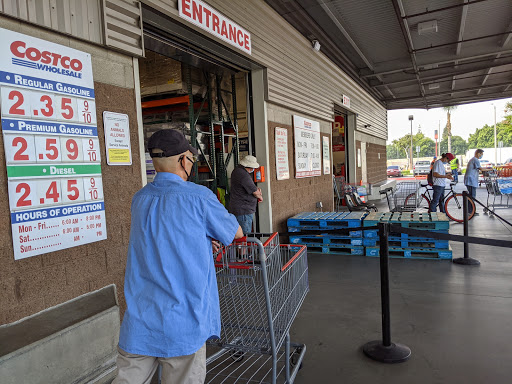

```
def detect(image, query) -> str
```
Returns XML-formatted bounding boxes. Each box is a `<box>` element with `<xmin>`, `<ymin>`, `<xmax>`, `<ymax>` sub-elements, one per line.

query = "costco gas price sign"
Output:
<box><xmin>0</xmin><ymin>28</ymin><xmax>107</xmax><ymax>260</ymax></box>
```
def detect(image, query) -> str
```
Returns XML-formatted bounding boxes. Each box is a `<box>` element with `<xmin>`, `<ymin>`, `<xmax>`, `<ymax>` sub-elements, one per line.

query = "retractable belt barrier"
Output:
<box><xmin>283</xmin><ymin>196</ymin><xmax>512</xmax><ymax>365</ymax></box>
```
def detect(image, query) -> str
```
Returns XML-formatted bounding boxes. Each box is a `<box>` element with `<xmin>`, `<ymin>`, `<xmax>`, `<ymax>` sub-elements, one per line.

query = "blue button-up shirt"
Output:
<box><xmin>119</xmin><ymin>172</ymin><xmax>239</xmax><ymax>357</ymax></box>
<box><xmin>464</xmin><ymin>157</ymin><xmax>481</xmax><ymax>187</ymax></box>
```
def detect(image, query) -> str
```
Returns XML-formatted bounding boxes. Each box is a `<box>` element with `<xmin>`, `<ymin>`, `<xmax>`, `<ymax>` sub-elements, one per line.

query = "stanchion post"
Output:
<box><xmin>453</xmin><ymin>191</ymin><xmax>480</xmax><ymax>265</ymax></box>
<box><xmin>362</xmin><ymin>222</ymin><xmax>411</xmax><ymax>363</ymax></box>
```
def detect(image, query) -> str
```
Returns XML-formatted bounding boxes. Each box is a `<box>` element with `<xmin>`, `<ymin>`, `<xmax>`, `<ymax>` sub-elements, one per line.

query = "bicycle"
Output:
<box><xmin>404</xmin><ymin>182</ymin><xmax>475</xmax><ymax>223</ymax></box>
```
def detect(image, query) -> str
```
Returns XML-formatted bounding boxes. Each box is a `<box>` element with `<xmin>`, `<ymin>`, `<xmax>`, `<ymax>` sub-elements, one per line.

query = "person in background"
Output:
<box><xmin>114</xmin><ymin>129</ymin><xmax>243</xmax><ymax>384</ymax></box>
<box><xmin>450</xmin><ymin>156</ymin><xmax>460</xmax><ymax>183</ymax></box>
<box><xmin>430</xmin><ymin>153</ymin><xmax>455</xmax><ymax>213</ymax></box>
<box><xmin>464</xmin><ymin>149</ymin><xmax>484</xmax><ymax>215</ymax></box>
<box><xmin>430</xmin><ymin>156</ymin><xmax>437</xmax><ymax>170</ymax></box>
<box><xmin>229</xmin><ymin>155</ymin><xmax>263</xmax><ymax>235</ymax></box>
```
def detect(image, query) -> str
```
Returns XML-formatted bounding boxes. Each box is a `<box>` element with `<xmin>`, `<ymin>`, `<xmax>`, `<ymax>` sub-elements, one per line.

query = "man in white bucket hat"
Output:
<box><xmin>228</xmin><ymin>155</ymin><xmax>263</xmax><ymax>234</ymax></box>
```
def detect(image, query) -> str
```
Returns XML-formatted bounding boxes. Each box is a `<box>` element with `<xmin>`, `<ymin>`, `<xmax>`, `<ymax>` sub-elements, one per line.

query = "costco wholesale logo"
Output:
<box><xmin>10</xmin><ymin>41</ymin><xmax>83</xmax><ymax>79</ymax></box>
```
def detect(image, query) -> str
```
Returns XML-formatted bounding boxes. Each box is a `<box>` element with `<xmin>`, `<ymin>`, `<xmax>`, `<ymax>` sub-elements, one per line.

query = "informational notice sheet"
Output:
<box><xmin>293</xmin><ymin>115</ymin><xmax>321</xmax><ymax>178</ymax></box>
<box><xmin>323</xmin><ymin>136</ymin><xmax>330</xmax><ymax>175</ymax></box>
<box><xmin>275</xmin><ymin>127</ymin><xmax>289</xmax><ymax>180</ymax></box>
<box><xmin>104</xmin><ymin>111</ymin><xmax>131</xmax><ymax>165</ymax></box>
<box><xmin>0</xmin><ymin>28</ymin><xmax>107</xmax><ymax>260</ymax></box>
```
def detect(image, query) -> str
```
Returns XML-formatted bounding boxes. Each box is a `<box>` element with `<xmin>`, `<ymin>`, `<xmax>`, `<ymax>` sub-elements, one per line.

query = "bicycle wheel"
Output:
<box><xmin>444</xmin><ymin>194</ymin><xmax>475</xmax><ymax>222</ymax></box>
<box><xmin>404</xmin><ymin>193</ymin><xmax>430</xmax><ymax>213</ymax></box>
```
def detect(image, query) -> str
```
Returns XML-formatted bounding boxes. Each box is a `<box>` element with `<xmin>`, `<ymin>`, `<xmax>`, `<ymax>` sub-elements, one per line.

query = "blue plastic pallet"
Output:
<box><xmin>365</xmin><ymin>246</ymin><xmax>452</xmax><ymax>260</ymax></box>
<box><xmin>363</xmin><ymin>228</ymin><xmax>448</xmax><ymax>239</ymax></box>
<box><xmin>363</xmin><ymin>212</ymin><xmax>450</xmax><ymax>231</ymax></box>
<box><xmin>287</xmin><ymin>212</ymin><xmax>367</xmax><ymax>230</ymax></box>
<box><xmin>288</xmin><ymin>227</ymin><xmax>363</xmax><ymax>237</ymax></box>
<box><xmin>290</xmin><ymin>235</ymin><xmax>363</xmax><ymax>246</ymax></box>
<box><xmin>306</xmin><ymin>244</ymin><xmax>364</xmax><ymax>255</ymax></box>
<box><xmin>362</xmin><ymin>237</ymin><xmax>450</xmax><ymax>249</ymax></box>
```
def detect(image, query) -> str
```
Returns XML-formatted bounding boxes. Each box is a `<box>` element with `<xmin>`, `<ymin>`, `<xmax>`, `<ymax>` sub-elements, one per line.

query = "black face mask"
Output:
<box><xmin>179</xmin><ymin>155</ymin><xmax>196</xmax><ymax>181</ymax></box>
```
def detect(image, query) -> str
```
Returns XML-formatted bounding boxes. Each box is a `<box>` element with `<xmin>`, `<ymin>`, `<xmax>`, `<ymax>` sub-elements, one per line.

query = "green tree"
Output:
<box><xmin>443</xmin><ymin>106</ymin><xmax>457</xmax><ymax>153</ymax></box>
<box><xmin>438</xmin><ymin>135</ymin><xmax>468</xmax><ymax>155</ymax></box>
<box><xmin>387</xmin><ymin>132</ymin><xmax>436</xmax><ymax>162</ymax></box>
<box><xmin>468</xmin><ymin>124</ymin><xmax>512</xmax><ymax>148</ymax></box>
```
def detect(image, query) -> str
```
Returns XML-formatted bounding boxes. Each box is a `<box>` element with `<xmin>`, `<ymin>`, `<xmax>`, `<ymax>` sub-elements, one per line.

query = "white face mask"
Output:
<box><xmin>248</xmin><ymin>169</ymin><xmax>255</xmax><ymax>173</ymax></box>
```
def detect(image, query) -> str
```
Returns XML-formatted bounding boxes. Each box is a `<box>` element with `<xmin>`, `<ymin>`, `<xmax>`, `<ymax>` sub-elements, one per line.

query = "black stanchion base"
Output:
<box><xmin>363</xmin><ymin>341</ymin><xmax>411</xmax><ymax>363</ymax></box>
<box><xmin>453</xmin><ymin>257</ymin><xmax>480</xmax><ymax>265</ymax></box>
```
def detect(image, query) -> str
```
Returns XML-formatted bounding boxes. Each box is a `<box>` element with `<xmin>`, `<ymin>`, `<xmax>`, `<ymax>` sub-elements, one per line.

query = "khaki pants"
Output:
<box><xmin>112</xmin><ymin>344</ymin><xmax>206</xmax><ymax>384</ymax></box>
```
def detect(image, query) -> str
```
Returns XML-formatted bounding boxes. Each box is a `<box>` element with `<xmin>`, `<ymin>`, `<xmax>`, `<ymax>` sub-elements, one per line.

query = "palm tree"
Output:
<box><xmin>443</xmin><ymin>106</ymin><xmax>457</xmax><ymax>153</ymax></box>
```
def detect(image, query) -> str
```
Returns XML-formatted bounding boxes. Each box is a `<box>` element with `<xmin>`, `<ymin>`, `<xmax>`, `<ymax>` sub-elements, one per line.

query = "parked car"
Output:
<box><xmin>413</xmin><ymin>160</ymin><xmax>431</xmax><ymax>176</ymax></box>
<box><xmin>387</xmin><ymin>165</ymin><xmax>402</xmax><ymax>177</ymax></box>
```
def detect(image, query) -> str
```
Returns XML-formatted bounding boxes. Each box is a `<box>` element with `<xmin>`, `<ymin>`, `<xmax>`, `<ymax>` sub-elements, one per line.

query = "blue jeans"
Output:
<box><xmin>236</xmin><ymin>214</ymin><xmax>254</xmax><ymax>235</ymax></box>
<box><xmin>466</xmin><ymin>186</ymin><xmax>477</xmax><ymax>213</ymax></box>
<box><xmin>452</xmin><ymin>169</ymin><xmax>458</xmax><ymax>183</ymax></box>
<box><xmin>430</xmin><ymin>186</ymin><xmax>445</xmax><ymax>213</ymax></box>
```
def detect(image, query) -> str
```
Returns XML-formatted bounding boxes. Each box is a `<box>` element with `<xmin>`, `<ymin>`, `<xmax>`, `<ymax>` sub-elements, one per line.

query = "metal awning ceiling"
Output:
<box><xmin>265</xmin><ymin>0</ymin><xmax>512</xmax><ymax>110</ymax></box>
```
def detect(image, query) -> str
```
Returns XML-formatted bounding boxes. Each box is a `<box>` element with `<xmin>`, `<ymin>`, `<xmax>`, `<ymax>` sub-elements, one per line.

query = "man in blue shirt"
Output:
<box><xmin>464</xmin><ymin>149</ymin><xmax>484</xmax><ymax>215</ymax></box>
<box><xmin>114</xmin><ymin>130</ymin><xmax>243</xmax><ymax>384</ymax></box>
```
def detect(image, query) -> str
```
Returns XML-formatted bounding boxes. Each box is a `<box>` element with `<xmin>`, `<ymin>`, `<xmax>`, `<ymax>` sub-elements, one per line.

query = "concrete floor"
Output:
<box><xmin>291</xmin><ymin>184</ymin><xmax>512</xmax><ymax>384</ymax></box>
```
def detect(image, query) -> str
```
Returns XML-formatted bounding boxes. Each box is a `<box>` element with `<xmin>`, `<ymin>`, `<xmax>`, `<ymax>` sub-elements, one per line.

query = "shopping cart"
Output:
<box><xmin>381</xmin><ymin>181</ymin><xmax>421</xmax><ymax>212</ymax></box>
<box><xmin>207</xmin><ymin>233</ymin><xmax>309</xmax><ymax>384</ymax></box>
<box><xmin>483</xmin><ymin>170</ymin><xmax>511</xmax><ymax>212</ymax></box>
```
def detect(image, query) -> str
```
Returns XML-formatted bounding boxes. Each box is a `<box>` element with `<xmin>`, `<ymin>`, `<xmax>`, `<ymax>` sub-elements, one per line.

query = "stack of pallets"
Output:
<box><xmin>287</xmin><ymin>212</ymin><xmax>367</xmax><ymax>255</ymax></box>
<box><xmin>362</xmin><ymin>212</ymin><xmax>452</xmax><ymax>260</ymax></box>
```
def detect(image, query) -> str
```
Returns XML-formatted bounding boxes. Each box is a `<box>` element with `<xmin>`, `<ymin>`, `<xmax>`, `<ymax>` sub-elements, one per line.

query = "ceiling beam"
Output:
<box><xmin>392</xmin><ymin>0</ymin><xmax>428</xmax><ymax>108</ymax></box>
<box><xmin>361</xmin><ymin>48</ymin><xmax>512</xmax><ymax>78</ymax></box>
<box><xmin>317</xmin><ymin>0</ymin><xmax>374</xmax><ymax>70</ymax></box>
<box><xmin>374</xmin><ymin>68</ymin><xmax>512</xmax><ymax>89</ymax></box>
<box><xmin>413</xmin><ymin>30</ymin><xmax>512</xmax><ymax>53</ymax></box>
<box><xmin>387</xmin><ymin>92</ymin><xmax>512</xmax><ymax>109</ymax></box>
<box><xmin>452</xmin><ymin>1</ymin><xmax>470</xmax><ymax>94</ymax></box>
<box><xmin>384</xmin><ymin>82</ymin><xmax>512</xmax><ymax>103</ymax></box>
<box><xmin>403</xmin><ymin>0</ymin><xmax>489</xmax><ymax>19</ymax></box>
<box><xmin>477</xmin><ymin>20</ymin><xmax>512</xmax><ymax>94</ymax></box>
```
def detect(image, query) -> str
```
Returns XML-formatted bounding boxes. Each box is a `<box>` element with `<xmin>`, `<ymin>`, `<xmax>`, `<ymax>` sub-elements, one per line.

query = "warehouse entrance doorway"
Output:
<box><xmin>138</xmin><ymin>31</ymin><xmax>252</xmax><ymax>212</ymax></box>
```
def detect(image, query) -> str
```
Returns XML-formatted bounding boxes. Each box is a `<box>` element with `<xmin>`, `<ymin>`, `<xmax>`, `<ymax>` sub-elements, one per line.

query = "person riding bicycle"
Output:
<box><xmin>430</xmin><ymin>153</ymin><xmax>455</xmax><ymax>213</ymax></box>
<box><xmin>450</xmin><ymin>157</ymin><xmax>460</xmax><ymax>183</ymax></box>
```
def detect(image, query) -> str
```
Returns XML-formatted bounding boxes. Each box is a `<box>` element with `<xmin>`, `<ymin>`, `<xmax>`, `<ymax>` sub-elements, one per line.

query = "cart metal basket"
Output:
<box><xmin>382</xmin><ymin>181</ymin><xmax>422</xmax><ymax>212</ymax></box>
<box><xmin>207</xmin><ymin>233</ymin><xmax>309</xmax><ymax>384</ymax></box>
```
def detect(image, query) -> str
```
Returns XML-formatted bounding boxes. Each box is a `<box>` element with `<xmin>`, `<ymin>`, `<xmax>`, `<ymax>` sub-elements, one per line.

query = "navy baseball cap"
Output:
<box><xmin>148</xmin><ymin>129</ymin><xmax>198</xmax><ymax>158</ymax></box>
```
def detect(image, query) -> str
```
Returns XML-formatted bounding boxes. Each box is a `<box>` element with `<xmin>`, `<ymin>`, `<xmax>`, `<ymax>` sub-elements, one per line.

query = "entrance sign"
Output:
<box><xmin>0</xmin><ymin>28</ymin><xmax>107</xmax><ymax>260</ymax></box>
<box><xmin>293</xmin><ymin>115</ymin><xmax>321</xmax><ymax>178</ymax></box>
<box><xmin>275</xmin><ymin>127</ymin><xmax>289</xmax><ymax>180</ymax></box>
<box><xmin>178</xmin><ymin>0</ymin><xmax>252</xmax><ymax>55</ymax></box>
<box><xmin>332</xmin><ymin>115</ymin><xmax>345</xmax><ymax>152</ymax></box>
<box><xmin>323</xmin><ymin>136</ymin><xmax>330</xmax><ymax>175</ymax></box>
<box><xmin>104</xmin><ymin>111</ymin><xmax>131</xmax><ymax>165</ymax></box>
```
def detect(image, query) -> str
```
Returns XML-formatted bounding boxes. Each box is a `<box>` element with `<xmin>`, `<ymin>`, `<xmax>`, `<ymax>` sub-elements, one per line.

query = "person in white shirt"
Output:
<box><xmin>430</xmin><ymin>153</ymin><xmax>455</xmax><ymax>213</ymax></box>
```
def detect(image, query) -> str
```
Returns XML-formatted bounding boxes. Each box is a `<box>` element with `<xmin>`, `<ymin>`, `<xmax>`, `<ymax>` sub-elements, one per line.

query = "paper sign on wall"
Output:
<box><xmin>0</xmin><ymin>28</ymin><xmax>107</xmax><ymax>260</ymax></box>
<box><xmin>293</xmin><ymin>115</ymin><xmax>321</xmax><ymax>178</ymax></box>
<box><xmin>275</xmin><ymin>127</ymin><xmax>289</xmax><ymax>180</ymax></box>
<box><xmin>323</xmin><ymin>136</ymin><xmax>331</xmax><ymax>175</ymax></box>
<box><xmin>104</xmin><ymin>111</ymin><xmax>131</xmax><ymax>165</ymax></box>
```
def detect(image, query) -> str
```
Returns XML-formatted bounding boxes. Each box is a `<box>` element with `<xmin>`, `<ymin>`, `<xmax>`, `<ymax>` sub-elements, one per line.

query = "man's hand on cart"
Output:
<box><xmin>212</xmin><ymin>240</ymin><xmax>221</xmax><ymax>253</ymax></box>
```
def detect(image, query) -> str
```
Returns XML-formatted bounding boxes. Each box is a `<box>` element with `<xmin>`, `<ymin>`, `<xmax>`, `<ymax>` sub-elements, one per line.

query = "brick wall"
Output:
<box><xmin>0</xmin><ymin>83</ymin><xmax>141</xmax><ymax>324</ymax></box>
<box><xmin>366</xmin><ymin>143</ymin><xmax>387</xmax><ymax>184</ymax></box>
<box><xmin>268</xmin><ymin>122</ymin><xmax>333</xmax><ymax>236</ymax></box>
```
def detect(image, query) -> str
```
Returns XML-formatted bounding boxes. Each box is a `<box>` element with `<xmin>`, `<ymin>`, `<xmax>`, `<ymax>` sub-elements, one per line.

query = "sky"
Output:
<box><xmin>387</xmin><ymin>97</ymin><xmax>512</xmax><ymax>144</ymax></box>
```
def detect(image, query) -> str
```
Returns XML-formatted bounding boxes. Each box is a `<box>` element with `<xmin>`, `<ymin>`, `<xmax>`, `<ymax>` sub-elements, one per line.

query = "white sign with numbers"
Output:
<box><xmin>293</xmin><ymin>115</ymin><xmax>321</xmax><ymax>178</ymax></box>
<box><xmin>0</xmin><ymin>28</ymin><xmax>106</xmax><ymax>260</ymax></box>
